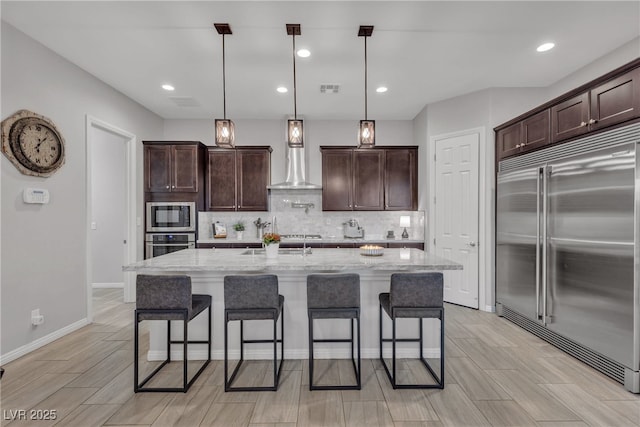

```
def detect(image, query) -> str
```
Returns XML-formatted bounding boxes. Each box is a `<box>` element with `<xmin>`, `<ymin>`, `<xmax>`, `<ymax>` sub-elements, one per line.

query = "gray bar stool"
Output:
<box><xmin>379</xmin><ymin>272</ymin><xmax>444</xmax><ymax>389</ymax></box>
<box><xmin>224</xmin><ymin>274</ymin><xmax>284</xmax><ymax>392</ymax></box>
<box><xmin>134</xmin><ymin>274</ymin><xmax>211</xmax><ymax>393</ymax></box>
<box><xmin>307</xmin><ymin>273</ymin><xmax>361</xmax><ymax>390</ymax></box>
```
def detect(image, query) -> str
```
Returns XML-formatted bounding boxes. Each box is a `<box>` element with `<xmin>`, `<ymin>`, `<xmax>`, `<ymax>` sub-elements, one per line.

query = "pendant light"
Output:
<box><xmin>287</xmin><ymin>24</ymin><xmax>303</xmax><ymax>147</ymax></box>
<box><xmin>358</xmin><ymin>25</ymin><xmax>375</xmax><ymax>148</ymax></box>
<box><xmin>214</xmin><ymin>23</ymin><xmax>235</xmax><ymax>148</ymax></box>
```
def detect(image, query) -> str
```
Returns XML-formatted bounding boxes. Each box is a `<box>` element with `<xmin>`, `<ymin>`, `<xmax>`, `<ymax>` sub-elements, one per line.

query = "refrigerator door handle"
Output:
<box><xmin>536</xmin><ymin>167</ymin><xmax>542</xmax><ymax>320</ymax></box>
<box><xmin>541</xmin><ymin>165</ymin><xmax>550</xmax><ymax>326</ymax></box>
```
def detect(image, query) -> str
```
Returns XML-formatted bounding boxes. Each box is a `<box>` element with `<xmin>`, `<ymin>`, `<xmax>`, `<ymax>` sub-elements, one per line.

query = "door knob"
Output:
<box><xmin>467</xmin><ymin>241</ymin><xmax>477</xmax><ymax>247</ymax></box>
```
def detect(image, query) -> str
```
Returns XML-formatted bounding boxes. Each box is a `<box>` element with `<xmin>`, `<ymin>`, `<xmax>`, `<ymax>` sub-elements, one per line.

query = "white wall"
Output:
<box><xmin>163</xmin><ymin>118</ymin><xmax>414</xmax><ymax>187</ymax></box>
<box><xmin>1</xmin><ymin>23</ymin><xmax>163</xmax><ymax>361</ymax></box>
<box><xmin>90</xmin><ymin>127</ymin><xmax>126</xmax><ymax>286</ymax></box>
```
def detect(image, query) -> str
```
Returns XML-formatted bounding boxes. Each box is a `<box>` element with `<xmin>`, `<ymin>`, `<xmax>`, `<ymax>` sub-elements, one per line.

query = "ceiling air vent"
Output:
<box><xmin>169</xmin><ymin>97</ymin><xmax>200</xmax><ymax>107</ymax></box>
<box><xmin>320</xmin><ymin>84</ymin><xmax>340</xmax><ymax>94</ymax></box>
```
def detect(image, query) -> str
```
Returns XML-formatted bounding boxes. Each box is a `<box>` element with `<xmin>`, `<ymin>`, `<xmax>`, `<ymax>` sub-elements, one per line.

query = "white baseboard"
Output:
<box><xmin>147</xmin><ymin>347</ymin><xmax>442</xmax><ymax>361</ymax></box>
<box><xmin>92</xmin><ymin>282</ymin><xmax>124</xmax><ymax>289</ymax></box>
<box><xmin>484</xmin><ymin>305</ymin><xmax>496</xmax><ymax>313</ymax></box>
<box><xmin>0</xmin><ymin>318</ymin><xmax>90</xmax><ymax>365</ymax></box>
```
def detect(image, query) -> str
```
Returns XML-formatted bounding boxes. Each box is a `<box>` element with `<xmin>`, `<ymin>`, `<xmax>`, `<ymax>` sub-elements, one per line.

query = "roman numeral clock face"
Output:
<box><xmin>1</xmin><ymin>110</ymin><xmax>65</xmax><ymax>177</ymax></box>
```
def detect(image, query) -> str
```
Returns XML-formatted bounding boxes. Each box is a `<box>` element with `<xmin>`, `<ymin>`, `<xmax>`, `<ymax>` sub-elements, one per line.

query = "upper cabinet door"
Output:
<box><xmin>522</xmin><ymin>109</ymin><xmax>550</xmax><ymax>150</ymax></box>
<box><xmin>496</xmin><ymin>121</ymin><xmax>523</xmax><ymax>160</ymax></box>
<box><xmin>385</xmin><ymin>148</ymin><xmax>417</xmax><ymax>210</ymax></box>
<box><xmin>322</xmin><ymin>150</ymin><xmax>353</xmax><ymax>211</ymax></box>
<box><xmin>206</xmin><ymin>150</ymin><xmax>237</xmax><ymax>211</ymax></box>
<box><xmin>145</xmin><ymin>145</ymin><xmax>172</xmax><ymax>192</ymax></box>
<box><xmin>171</xmin><ymin>145</ymin><xmax>198</xmax><ymax>192</ymax></box>
<box><xmin>590</xmin><ymin>68</ymin><xmax>640</xmax><ymax>131</ymax></box>
<box><xmin>353</xmin><ymin>150</ymin><xmax>384</xmax><ymax>210</ymax></box>
<box><xmin>551</xmin><ymin>92</ymin><xmax>589</xmax><ymax>143</ymax></box>
<box><xmin>237</xmin><ymin>149</ymin><xmax>270</xmax><ymax>211</ymax></box>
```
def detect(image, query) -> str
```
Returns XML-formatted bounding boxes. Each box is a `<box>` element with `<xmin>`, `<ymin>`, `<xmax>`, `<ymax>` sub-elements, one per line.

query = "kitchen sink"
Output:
<box><xmin>241</xmin><ymin>247</ymin><xmax>312</xmax><ymax>255</ymax></box>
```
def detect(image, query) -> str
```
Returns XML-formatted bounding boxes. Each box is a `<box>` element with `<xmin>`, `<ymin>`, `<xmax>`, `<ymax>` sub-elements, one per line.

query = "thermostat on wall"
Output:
<box><xmin>23</xmin><ymin>187</ymin><xmax>50</xmax><ymax>204</ymax></box>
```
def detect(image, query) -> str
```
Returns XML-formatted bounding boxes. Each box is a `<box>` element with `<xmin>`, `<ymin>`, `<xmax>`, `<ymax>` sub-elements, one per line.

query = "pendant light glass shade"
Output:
<box><xmin>215</xmin><ymin>119</ymin><xmax>235</xmax><ymax>147</ymax></box>
<box><xmin>288</xmin><ymin>119</ymin><xmax>303</xmax><ymax>147</ymax></box>
<box><xmin>214</xmin><ymin>23</ymin><xmax>235</xmax><ymax>148</ymax></box>
<box><xmin>287</xmin><ymin>24</ymin><xmax>303</xmax><ymax>147</ymax></box>
<box><xmin>358</xmin><ymin>26</ymin><xmax>374</xmax><ymax>148</ymax></box>
<box><xmin>359</xmin><ymin>120</ymin><xmax>375</xmax><ymax>147</ymax></box>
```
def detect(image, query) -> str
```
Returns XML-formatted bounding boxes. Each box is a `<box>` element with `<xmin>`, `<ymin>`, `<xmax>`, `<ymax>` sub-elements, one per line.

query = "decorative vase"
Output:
<box><xmin>264</xmin><ymin>243</ymin><xmax>279</xmax><ymax>259</ymax></box>
<box><xmin>236</xmin><ymin>231</ymin><xmax>244</xmax><ymax>240</ymax></box>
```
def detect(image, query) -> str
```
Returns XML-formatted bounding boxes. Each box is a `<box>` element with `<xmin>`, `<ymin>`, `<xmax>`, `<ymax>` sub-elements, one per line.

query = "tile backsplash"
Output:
<box><xmin>198</xmin><ymin>189</ymin><xmax>425</xmax><ymax>241</ymax></box>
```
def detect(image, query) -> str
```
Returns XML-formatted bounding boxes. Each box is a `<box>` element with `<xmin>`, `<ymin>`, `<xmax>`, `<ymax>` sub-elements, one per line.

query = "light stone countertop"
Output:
<box><xmin>124</xmin><ymin>248</ymin><xmax>461</xmax><ymax>273</ymax></box>
<box><xmin>196</xmin><ymin>237</ymin><xmax>425</xmax><ymax>244</ymax></box>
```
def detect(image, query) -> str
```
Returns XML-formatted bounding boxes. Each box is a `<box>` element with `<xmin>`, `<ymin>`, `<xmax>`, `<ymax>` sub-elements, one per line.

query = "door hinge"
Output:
<box><xmin>433</xmin><ymin>238</ymin><xmax>436</xmax><ymax>246</ymax></box>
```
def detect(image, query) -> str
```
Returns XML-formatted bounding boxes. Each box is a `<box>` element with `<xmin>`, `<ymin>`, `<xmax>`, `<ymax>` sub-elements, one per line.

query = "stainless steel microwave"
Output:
<box><xmin>146</xmin><ymin>202</ymin><xmax>196</xmax><ymax>232</ymax></box>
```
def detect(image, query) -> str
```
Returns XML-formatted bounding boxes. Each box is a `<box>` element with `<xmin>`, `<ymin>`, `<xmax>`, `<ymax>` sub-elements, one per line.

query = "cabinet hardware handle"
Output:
<box><xmin>166</xmin><ymin>185</ymin><xmax>170</xmax><ymax>189</ymax></box>
<box><xmin>467</xmin><ymin>241</ymin><xmax>477</xmax><ymax>247</ymax></box>
<box><xmin>588</xmin><ymin>119</ymin><xmax>597</xmax><ymax>125</ymax></box>
<box><xmin>580</xmin><ymin>121</ymin><xmax>587</xmax><ymax>127</ymax></box>
<box><xmin>172</xmin><ymin>185</ymin><xmax>175</xmax><ymax>188</ymax></box>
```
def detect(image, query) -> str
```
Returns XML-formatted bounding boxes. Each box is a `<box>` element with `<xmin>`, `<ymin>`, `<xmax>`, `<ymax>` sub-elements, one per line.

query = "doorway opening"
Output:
<box><xmin>86</xmin><ymin>116</ymin><xmax>137</xmax><ymax>322</ymax></box>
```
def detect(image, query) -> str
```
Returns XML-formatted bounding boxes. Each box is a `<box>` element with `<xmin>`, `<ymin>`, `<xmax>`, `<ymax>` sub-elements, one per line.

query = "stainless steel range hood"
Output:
<box><xmin>268</xmin><ymin>146</ymin><xmax>321</xmax><ymax>190</ymax></box>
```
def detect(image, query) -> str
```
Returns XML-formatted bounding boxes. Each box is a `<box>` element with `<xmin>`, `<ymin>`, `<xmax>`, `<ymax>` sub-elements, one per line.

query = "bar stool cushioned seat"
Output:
<box><xmin>379</xmin><ymin>272</ymin><xmax>444</xmax><ymax>389</ymax></box>
<box><xmin>224</xmin><ymin>274</ymin><xmax>284</xmax><ymax>392</ymax></box>
<box><xmin>307</xmin><ymin>273</ymin><xmax>361</xmax><ymax>390</ymax></box>
<box><xmin>134</xmin><ymin>274</ymin><xmax>211</xmax><ymax>393</ymax></box>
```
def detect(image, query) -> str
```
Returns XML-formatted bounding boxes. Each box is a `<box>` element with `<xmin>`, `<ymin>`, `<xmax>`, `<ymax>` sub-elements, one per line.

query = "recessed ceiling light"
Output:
<box><xmin>536</xmin><ymin>42</ymin><xmax>555</xmax><ymax>52</ymax></box>
<box><xmin>162</xmin><ymin>84</ymin><xmax>175</xmax><ymax>91</ymax></box>
<box><xmin>277</xmin><ymin>86</ymin><xmax>288</xmax><ymax>93</ymax></box>
<box><xmin>297</xmin><ymin>49</ymin><xmax>311</xmax><ymax>58</ymax></box>
<box><xmin>376</xmin><ymin>86</ymin><xmax>388</xmax><ymax>93</ymax></box>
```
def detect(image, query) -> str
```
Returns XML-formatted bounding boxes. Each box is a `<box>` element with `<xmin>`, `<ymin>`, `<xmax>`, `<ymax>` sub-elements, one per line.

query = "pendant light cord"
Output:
<box><xmin>292</xmin><ymin>32</ymin><xmax>297</xmax><ymax>120</ymax></box>
<box><xmin>222</xmin><ymin>33</ymin><xmax>227</xmax><ymax>120</ymax></box>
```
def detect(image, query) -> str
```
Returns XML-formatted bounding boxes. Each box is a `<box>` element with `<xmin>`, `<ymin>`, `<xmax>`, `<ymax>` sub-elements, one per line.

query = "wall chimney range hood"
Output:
<box><xmin>268</xmin><ymin>146</ymin><xmax>321</xmax><ymax>190</ymax></box>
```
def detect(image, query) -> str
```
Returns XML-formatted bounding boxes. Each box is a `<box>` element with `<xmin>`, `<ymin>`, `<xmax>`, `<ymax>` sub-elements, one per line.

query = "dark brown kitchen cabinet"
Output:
<box><xmin>551</xmin><ymin>92</ymin><xmax>590</xmax><ymax>143</ymax></box>
<box><xmin>385</xmin><ymin>148</ymin><xmax>418</xmax><ymax>210</ymax></box>
<box><xmin>322</xmin><ymin>149</ymin><xmax>353</xmax><ymax>211</ymax></box>
<box><xmin>497</xmin><ymin>59</ymin><xmax>640</xmax><ymax>160</ymax></box>
<box><xmin>353</xmin><ymin>150</ymin><xmax>385</xmax><ymax>210</ymax></box>
<box><xmin>206</xmin><ymin>146</ymin><xmax>272</xmax><ymax>211</ymax></box>
<box><xmin>589</xmin><ymin>67</ymin><xmax>640</xmax><ymax>131</ymax></box>
<box><xmin>144</xmin><ymin>142</ymin><xmax>203</xmax><ymax>193</ymax></box>
<box><xmin>321</xmin><ymin>146</ymin><xmax>418</xmax><ymax>211</ymax></box>
<box><xmin>387</xmin><ymin>242</ymin><xmax>425</xmax><ymax>250</ymax></box>
<box><xmin>551</xmin><ymin>67</ymin><xmax>640</xmax><ymax>143</ymax></box>
<box><xmin>496</xmin><ymin>109</ymin><xmax>550</xmax><ymax>160</ymax></box>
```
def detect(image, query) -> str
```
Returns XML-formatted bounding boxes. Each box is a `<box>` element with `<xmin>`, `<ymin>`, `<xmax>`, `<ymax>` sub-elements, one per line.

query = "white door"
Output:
<box><xmin>434</xmin><ymin>132</ymin><xmax>479</xmax><ymax>308</ymax></box>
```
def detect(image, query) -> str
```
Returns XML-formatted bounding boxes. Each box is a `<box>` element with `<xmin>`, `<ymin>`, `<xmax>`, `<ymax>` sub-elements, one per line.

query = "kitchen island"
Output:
<box><xmin>124</xmin><ymin>248</ymin><xmax>461</xmax><ymax>361</ymax></box>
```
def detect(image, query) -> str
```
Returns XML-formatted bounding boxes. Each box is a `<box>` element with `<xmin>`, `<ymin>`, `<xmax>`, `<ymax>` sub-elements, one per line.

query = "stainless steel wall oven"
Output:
<box><xmin>145</xmin><ymin>233</ymin><xmax>195</xmax><ymax>259</ymax></box>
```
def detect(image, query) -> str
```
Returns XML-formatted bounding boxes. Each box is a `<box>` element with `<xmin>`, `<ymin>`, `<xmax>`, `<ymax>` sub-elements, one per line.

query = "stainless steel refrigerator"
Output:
<box><xmin>496</xmin><ymin>122</ymin><xmax>640</xmax><ymax>393</ymax></box>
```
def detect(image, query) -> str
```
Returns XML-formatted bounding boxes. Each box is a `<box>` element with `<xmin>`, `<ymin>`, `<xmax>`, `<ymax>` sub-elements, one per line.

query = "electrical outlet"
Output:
<box><xmin>31</xmin><ymin>309</ymin><xmax>44</xmax><ymax>326</ymax></box>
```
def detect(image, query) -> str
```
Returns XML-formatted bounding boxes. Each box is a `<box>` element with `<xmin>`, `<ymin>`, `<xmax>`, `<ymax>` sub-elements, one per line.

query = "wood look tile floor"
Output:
<box><xmin>1</xmin><ymin>289</ymin><xmax>639</xmax><ymax>426</ymax></box>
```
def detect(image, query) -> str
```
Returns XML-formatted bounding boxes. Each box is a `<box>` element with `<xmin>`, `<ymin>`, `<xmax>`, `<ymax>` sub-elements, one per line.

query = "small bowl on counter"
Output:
<box><xmin>360</xmin><ymin>245</ymin><xmax>384</xmax><ymax>257</ymax></box>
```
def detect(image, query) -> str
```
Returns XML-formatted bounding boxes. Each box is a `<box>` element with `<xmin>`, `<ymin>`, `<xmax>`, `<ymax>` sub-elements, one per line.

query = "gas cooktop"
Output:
<box><xmin>280</xmin><ymin>234</ymin><xmax>322</xmax><ymax>240</ymax></box>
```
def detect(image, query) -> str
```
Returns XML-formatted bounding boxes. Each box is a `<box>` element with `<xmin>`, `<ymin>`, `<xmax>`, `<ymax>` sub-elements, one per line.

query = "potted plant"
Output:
<box><xmin>262</xmin><ymin>232</ymin><xmax>281</xmax><ymax>258</ymax></box>
<box><xmin>233</xmin><ymin>221</ymin><xmax>245</xmax><ymax>240</ymax></box>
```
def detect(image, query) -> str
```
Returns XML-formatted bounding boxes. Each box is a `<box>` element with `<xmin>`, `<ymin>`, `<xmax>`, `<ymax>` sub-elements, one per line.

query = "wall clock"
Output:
<box><xmin>1</xmin><ymin>109</ymin><xmax>66</xmax><ymax>177</ymax></box>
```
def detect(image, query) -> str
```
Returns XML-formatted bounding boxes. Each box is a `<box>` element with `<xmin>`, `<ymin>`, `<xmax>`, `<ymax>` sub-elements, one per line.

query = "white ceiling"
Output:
<box><xmin>2</xmin><ymin>1</ymin><xmax>639</xmax><ymax>120</ymax></box>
